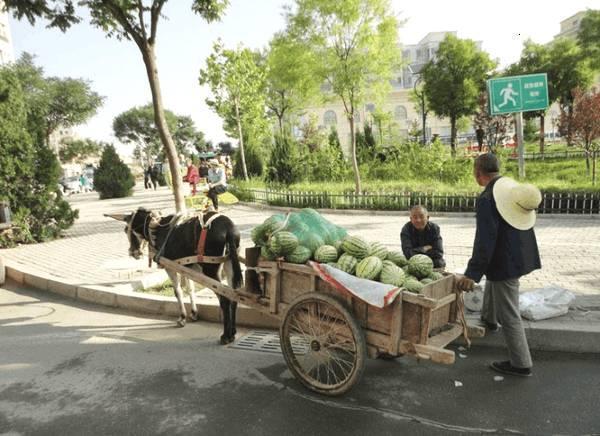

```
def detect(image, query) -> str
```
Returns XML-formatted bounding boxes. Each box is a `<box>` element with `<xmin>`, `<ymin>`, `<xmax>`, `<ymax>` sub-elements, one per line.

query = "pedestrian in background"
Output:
<box><xmin>184</xmin><ymin>158</ymin><xmax>200</xmax><ymax>196</ymax></box>
<box><xmin>457</xmin><ymin>153</ymin><xmax>541</xmax><ymax>377</ymax></box>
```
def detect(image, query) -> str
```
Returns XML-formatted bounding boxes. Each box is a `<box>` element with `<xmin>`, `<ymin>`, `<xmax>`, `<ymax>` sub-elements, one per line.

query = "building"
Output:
<box><xmin>0</xmin><ymin>1</ymin><xmax>15</xmax><ymax>65</ymax></box>
<box><xmin>301</xmin><ymin>32</ymin><xmax>481</xmax><ymax>154</ymax></box>
<box><xmin>554</xmin><ymin>10</ymin><xmax>589</xmax><ymax>40</ymax></box>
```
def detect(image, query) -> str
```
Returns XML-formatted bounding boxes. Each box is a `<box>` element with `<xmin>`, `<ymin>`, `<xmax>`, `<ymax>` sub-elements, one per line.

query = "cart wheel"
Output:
<box><xmin>280</xmin><ymin>292</ymin><xmax>366</xmax><ymax>396</ymax></box>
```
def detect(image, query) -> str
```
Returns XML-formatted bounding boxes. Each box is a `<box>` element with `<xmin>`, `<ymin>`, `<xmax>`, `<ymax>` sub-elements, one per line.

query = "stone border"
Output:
<box><xmin>4</xmin><ymin>259</ymin><xmax>599</xmax><ymax>354</ymax></box>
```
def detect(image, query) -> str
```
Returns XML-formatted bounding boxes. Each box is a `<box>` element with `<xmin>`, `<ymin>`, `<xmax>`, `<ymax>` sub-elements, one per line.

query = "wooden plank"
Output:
<box><xmin>402</xmin><ymin>292</ymin><xmax>438</xmax><ymax>308</ymax></box>
<box><xmin>269</xmin><ymin>270</ymin><xmax>281</xmax><ymax>315</ymax></box>
<box><xmin>398</xmin><ymin>341</ymin><xmax>455</xmax><ymax>365</ymax></box>
<box><xmin>432</xmin><ymin>293</ymin><xmax>456</xmax><ymax>310</ymax></box>
<box><xmin>418</xmin><ymin>307</ymin><xmax>432</xmax><ymax>344</ymax></box>
<box><xmin>466</xmin><ymin>324</ymin><xmax>485</xmax><ymax>338</ymax></box>
<box><xmin>427</xmin><ymin>323</ymin><xmax>463</xmax><ymax>348</ymax></box>
<box><xmin>388</xmin><ymin>297</ymin><xmax>403</xmax><ymax>355</ymax></box>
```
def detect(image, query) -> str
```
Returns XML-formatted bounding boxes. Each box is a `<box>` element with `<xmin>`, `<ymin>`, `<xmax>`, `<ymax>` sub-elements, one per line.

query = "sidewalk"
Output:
<box><xmin>1</xmin><ymin>183</ymin><xmax>599</xmax><ymax>353</ymax></box>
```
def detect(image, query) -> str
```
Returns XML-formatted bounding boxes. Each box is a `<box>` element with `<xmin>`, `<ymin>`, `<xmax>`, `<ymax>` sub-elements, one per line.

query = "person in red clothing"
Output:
<box><xmin>184</xmin><ymin>158</ymin><xmax>200</xmax><ymax>196</ymax></box>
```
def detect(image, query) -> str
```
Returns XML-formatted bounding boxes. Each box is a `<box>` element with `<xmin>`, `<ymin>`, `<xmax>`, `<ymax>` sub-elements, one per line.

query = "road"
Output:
<box><xmin>1</xmin><ymin>281</ymin><xmax>599</xmax><ymax>435</ymax></box>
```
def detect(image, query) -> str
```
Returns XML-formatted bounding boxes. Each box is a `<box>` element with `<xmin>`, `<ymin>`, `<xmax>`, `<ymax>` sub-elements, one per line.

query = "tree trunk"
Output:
<box><xmin>592</xmin><ymin>150</ymin><xmax>596</xmax><ymax>186</ymax></box>
<box><xmin>539</xmin><ymin>113</ymin><xmax>545</xmax><ymax>154</ymax></box>
<box><xmin>234</xmin><ymin>97</ymin><xmax>249</xmax><ymax>181</ymax></box>
<box><xmin>349</xmin><ymin>115</ymin><xmax>361</xmax><ymax>194</ymax></box>
<box><xmin>450</xmin><ymin>116</ymin><xmax>457</xmax><ymax>156</ymax></box>
<box><xmin>585</xmin><ymin>145</ymin><xmax>591</xmax><ymax>174</ymax></box>
<box><xmin>277</xmin><ymin>115</ymin><xmax>284</xmax><ymax>136</ymax></box>
<box><xmin>141</xmin><ymin>45</ymin><xmax>185</xmax><ymax>212</ymax></box>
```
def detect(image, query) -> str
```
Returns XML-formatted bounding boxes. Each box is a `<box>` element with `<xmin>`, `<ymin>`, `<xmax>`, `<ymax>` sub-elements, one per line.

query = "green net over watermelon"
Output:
<box><xmin>251</xmin><ymin>208</ymin><xmax>348</xmax><ymax>259</ymax></box>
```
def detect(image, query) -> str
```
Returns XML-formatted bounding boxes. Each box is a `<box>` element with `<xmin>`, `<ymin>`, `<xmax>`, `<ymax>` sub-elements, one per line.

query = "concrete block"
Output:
<box><xmin>77</xmin><ymin>286</ymin><xmax>117</xmax><ymax>308</ymax></box>
<box><xmin>23</xmin><ymin>273</ymin><xmax>48</xmax><ymax>291</ymax></box>
<box><xmin>5</xmin><ymin>266</ymin><xmax>24</xmax><ymax>284</ymax></box>
<box><xmin>47</xmin><ymin>279</ymin><xmax>77</xmax><ymax>299</ymax></box>
<box><xmin>115</xmin><ymin>293</ymin><xmax>166</xmax><ymax>315</ymax></box>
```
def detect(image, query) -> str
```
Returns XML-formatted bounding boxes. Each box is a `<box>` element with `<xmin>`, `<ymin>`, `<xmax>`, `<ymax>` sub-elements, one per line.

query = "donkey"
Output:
<box><xmin>107</xmin><ymin>207</ymin><xmax>242</xmax><ymax>344</ymax></box>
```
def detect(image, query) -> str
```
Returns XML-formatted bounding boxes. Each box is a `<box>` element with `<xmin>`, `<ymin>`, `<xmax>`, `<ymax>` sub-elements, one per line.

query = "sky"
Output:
<box><xmin>7</xmin><ymin>0</ymin><xmax>600</xmax><ymax>156</ymax></box>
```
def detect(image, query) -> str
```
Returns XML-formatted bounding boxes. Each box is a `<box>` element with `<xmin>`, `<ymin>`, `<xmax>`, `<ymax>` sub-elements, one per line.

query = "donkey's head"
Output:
<box><xmin>106</xmin><ymin>208</ymin><xmax>154</xmax><ymax>259</ymax></box>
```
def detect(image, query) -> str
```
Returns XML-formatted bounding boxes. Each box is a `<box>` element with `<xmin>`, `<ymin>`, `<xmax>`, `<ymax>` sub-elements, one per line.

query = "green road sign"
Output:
<box><xmin>488</xmin><ymin>73</ymin><xmax>549</xmax><ymax>115</ymax></box>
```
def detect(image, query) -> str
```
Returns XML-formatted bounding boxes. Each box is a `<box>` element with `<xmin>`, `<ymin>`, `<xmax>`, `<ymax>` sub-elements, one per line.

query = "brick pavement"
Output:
<box><xmin>2</xmin><ymin>184</ymin><xmax>599</xmax><ymax>295</ymax></box>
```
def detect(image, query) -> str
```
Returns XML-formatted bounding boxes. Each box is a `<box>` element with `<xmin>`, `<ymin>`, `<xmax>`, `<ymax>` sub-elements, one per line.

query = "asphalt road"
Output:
<box><xmin>1</xmin><ymin>281</ymin><xmax>599</xmax><ymax>436</ymax></box>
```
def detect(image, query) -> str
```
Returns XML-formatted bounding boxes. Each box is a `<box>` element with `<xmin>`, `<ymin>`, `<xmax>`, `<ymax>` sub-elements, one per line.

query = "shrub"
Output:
<box><xmin>233</xmin><ymin>145</ymin><xmax>263</xmax><ymax>179</ymax></box>
<box><xmin>94</xmin><ymin>144</ymin><xmax>135</xmax><ymax>199</ymax></box>
<box><xmin>266</xmin><ymin>134</ymin><xmax>299</xmax><ymax>186</ymax></box>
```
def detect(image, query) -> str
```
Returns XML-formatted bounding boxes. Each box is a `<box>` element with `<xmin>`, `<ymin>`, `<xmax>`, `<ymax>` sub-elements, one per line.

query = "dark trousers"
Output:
<box><xmin>207</xmin><ymin>185</ymin><xmax>227</xmax><ymax>210</ymax></box>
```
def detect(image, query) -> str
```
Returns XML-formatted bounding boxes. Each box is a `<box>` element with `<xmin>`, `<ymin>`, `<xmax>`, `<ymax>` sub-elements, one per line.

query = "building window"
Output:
<box><xmin>394</xmin><ymin>105</ymin><xmax>407</xmax><ymax>120</ymax></box>
<box><xmin>323</xmin><ymin>110</ymin><xmax>337</xmax><ymax>126</ymax></box>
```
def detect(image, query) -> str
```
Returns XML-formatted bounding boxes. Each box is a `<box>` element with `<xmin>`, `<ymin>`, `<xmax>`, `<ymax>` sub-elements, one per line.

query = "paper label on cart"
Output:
<box><xmin>309</xmin><ymin>262</ymin><xmax>401</xmax><ymax>308</ymax></box>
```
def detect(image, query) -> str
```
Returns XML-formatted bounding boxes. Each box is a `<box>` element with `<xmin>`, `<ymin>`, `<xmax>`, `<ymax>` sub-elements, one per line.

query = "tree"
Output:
<box><xmin>578</xmin><ymin>9</ymin><xmax>600</xmax><ymax>70</ymax></box>
<box><xmin>409</xmin><ymin>80</ymin><xmax>430</xmax><ymax>144</ymax></box>
<box><xmin>422</xmin><ymin>34</ymin><xmax>496</xmax><ymax>154</ymax></box>
<box><xmin>287</xmin><ymin>0</ymin><xmax>400</xmax><ymax>193</ymax></box>
<box><xmin>569</xmin><ymin>87</ymin><xmax>600</xmax><ymax>183</ymax></box>
<box><xmin>0</xmin><ymin>64</ymin><xmax>77</xmax><ymax>246</ymax></box>
<box><xmin>10</xmin><ymin>53</ymin><xmax>103</xmax><ymax>148</ymax></box>
<box><xmin>113</xmin><ymin>104</ymin><xmax>205</xmax><ymax>163</ymax></box>
<box><xmin>94</xmin><ymin>144</ymin><xmax>136</xmax><ymax>199</ymax></box>
<box><xmin>4</xmin><ymin>0</ymin><xmax>230</xmax><ymax>212</ymax></box>
<box><xmin>266</xmin><ymin>134</ymin><xmax>298</xmax><ymax>186</ymax></box>
<box><xmin>549</xmin><ymin>38</ymin><xmax>594</xmax><ymax>146</ymax></box>
<box><xmin>58</xmin><ymin>138</ymin><xmax>104</xmax><ymax>163</ymax></box>
<box><xmin>200</xmin><ymin>40</ymin><xmax>268</xmax><ymax>181</ymax></box>
<box><xmin>217</xmin><ymin>141</ymin><xmax>233</xmax><ymax>155</ymax></box>
<box><xmin>505</xmin><ymin>40</ymin><xmax>551</xmax><ymax>153</ymax></box>
<box><xmin>472</xmin><ymin>91</ymin><xmax>512</xmax><ymax>152</ymax></box>
<box><xmin>265</xmin><ymin>32</ymin><xmax>320</xmax><ymax>135</ymax></box>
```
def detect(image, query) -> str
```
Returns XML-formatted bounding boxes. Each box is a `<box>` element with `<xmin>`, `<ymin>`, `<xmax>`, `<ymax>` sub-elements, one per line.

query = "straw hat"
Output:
<box><xmin>493</xmin><ymin>177</ymin><xmax>542</xmax><ymax>230</ymax></box>
<box><xmin>208</xmin><ymin>159</ymin><xmax>219</xmax><ymax>167</ymax></box>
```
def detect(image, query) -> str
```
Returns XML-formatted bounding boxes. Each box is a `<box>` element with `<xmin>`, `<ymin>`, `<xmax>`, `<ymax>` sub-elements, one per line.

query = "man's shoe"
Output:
<box><xmin>480</xmin><ymin>317</ymin><xmax>499</xmax><ymax>332</ymax></box>
<box><xmin>490</xmin><ymin>360</ymin><xmax>532</xmax><ymax>377</ymax></box>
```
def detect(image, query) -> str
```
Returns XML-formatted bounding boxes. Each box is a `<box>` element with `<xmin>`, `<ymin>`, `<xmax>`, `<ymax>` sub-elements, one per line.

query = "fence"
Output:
<box><xmin>507</xmin><ymin>150</ymin><xmax>587</xmax><ymax>160</ymax></box>
<box><xmin>231</xmin><ymin>187</ymin><xmax>600</xmax><ymax>215</ymax></box>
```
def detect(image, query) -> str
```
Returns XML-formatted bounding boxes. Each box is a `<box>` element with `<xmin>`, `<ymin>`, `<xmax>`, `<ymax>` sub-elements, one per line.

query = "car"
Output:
<box><xmin>60</xmin><ymin>176</ymin><xmax>82</xmax><ymax>195</ymax></box>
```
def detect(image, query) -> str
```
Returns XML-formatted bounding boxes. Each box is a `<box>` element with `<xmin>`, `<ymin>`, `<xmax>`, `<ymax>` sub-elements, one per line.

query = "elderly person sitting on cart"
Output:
<box><xmin>206</xmin><ymin>159</ymin><xmax>228</xmax><ymax>211</ymax></box>
<box><xmin>400</xmin><ymin>205</ymin><xmax>446</xmax><ymax>269</ymax></box>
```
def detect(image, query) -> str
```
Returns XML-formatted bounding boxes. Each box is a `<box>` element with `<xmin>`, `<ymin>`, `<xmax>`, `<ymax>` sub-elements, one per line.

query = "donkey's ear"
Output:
<box><xmin>104</xmin><ymin>213</ymin><xmax>130</xmax><ymax>222</ymax></box>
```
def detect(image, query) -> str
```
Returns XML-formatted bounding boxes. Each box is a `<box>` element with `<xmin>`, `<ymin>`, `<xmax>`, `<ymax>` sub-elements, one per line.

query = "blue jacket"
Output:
<box><xmin>465</xmin><ymin>176</ymin><xmax>541</xmax><ymax>282</ymax></box>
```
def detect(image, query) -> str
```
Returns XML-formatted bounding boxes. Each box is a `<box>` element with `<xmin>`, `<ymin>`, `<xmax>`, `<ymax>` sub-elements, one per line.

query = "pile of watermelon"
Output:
<box><xmin>251</xmin><ymin>210</ymin><xmax>444</xmax><ymax>293</ymax></box>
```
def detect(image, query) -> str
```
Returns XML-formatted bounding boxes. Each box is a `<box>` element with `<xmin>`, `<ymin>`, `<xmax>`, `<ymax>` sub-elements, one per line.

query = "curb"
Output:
<box><xmin>4</xmin><ymin>260</ymin><xmax>599</xmax><ymax>354</ymax></box>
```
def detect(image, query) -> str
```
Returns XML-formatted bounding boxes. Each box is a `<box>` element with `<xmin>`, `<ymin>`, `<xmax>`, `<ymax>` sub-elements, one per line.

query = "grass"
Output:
<box><xmin>233</xmin><ymin>156</ymin><xmax>598</xmax><ymax>194</ymax></box>
<box><xmin>138</xmin><ymin>280</ymin><xmax>174</xmax><ymax>297</ymax></box>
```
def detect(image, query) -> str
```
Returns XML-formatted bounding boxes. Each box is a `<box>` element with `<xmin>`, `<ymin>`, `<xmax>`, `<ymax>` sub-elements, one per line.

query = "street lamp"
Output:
<box><xmin>413</xmin><ymin>75</ymin><xmax>427</xmax><ymax>145</ymax></box>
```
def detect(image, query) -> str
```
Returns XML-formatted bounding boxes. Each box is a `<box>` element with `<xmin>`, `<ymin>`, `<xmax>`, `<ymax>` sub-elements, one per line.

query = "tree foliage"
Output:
<box><xmin>4</xmin><ymin>0</ymin><xmax>230</xmax><ymax>212</ymax></box>
<box><xmin>578</xmin><ymin>9</ymin><xmax>600</xmax><ymax>70</ymax></box>
<box><xmin>0</xmin><ymin>64</ymin><xmax>77</xmax><ymax>247</ymax></box>
<box><xmin>113</xmin><ymin>104</ymin><xmax>205</xmax><ymax>162</ymax></box>
<box><xmin>200</xmin><ymin>40</ymin><xmax>268</xmax><ymax>181</ymax></box>
<box><xmin>94</xmin><ymin>144</ymin><xmax>135</xmax><ymax>199</ymax></box>
<box><xmin>287</xmin><ymin>0</ymin><xmax>400</xmax><ymax>193</ymax></box>
<box><xmin>58</xmin><ymin>138</ymin><xmax>104</xmax><ymax>163</ymax></box>
<box><xmin>422</xmin><ymin>34</ymin><xmax>496</xmax><ymax>153</ymax></box>
<box><xmin>568</xmin><ymin>87</ymin><xmax>600</xmax><ymax>183</ymax></box>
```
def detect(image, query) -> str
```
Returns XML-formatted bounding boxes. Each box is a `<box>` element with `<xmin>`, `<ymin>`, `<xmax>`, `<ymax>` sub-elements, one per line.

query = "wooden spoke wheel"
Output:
<box><xmin>280</xmin><ymin>292</ymin><xmax>366</xmax><ymax>396</ymax></box>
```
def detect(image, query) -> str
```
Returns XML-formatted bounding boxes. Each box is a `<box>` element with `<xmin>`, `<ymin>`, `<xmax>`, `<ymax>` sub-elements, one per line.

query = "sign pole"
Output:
<box><xmin>515</xmin><ymin>112</ymin><xmax>525</xmax><ymax>179</ymax></box>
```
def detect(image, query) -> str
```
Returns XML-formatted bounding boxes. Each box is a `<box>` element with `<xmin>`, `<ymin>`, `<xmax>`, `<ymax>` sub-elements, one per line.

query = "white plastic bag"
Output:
<box><xmin>519</xmin><ymin>286</ymin><xmax>576</xmax><ymax>321</ymax></box>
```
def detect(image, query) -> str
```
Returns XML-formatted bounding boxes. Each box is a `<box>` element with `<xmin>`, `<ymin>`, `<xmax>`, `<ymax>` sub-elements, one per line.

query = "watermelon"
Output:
<box><xmin>269</xmin><ymin>231</ymin><xmax>298</xmax><ymax>256</ymax></box>
<box><xmin>260</xmin><ymin>245</ymin><xmax>277</xmax><ymax>261</ymax></box>
<box><xmin>314</xmin><ymin>245</ymin><xmax>339</xmax><ymax>263</ymax></box>
<box><xmin>342</xmin><ymin>235</ymin><xmax>370</xmax><ymax>260</ymax></box>
<box><xmin>368</xmin><ymin>242</ymin><xmax>388</xmax><ymax>260</ymax></box>
<box><xmin>407</xmin><ymin>254</ymin><xmax>434</xmax><ymax>279</ymax></box>
<box><xmin>337</xmin><ymin>253</ymin><xmax>358</xmax><ymax>274</ymax></box>
<box><xmin>428</xmin><ymin>271</ymin><xmax>444</xmax><ymax>281</ymax></box>
<box><xmin>379</xmin><ymin>260</ymin><xmax>406</xmax><ymax>287</ymax></box>
<box><xmin>285</xmin><ymin>245</ymin><xmax>312</xmax><ymax>264</ymax></box>
<box><xmin>334</xmin><ymin>239</ymin><xmax>344</xmax><ymax>255</ymax></box>
<box><xmin>251</xmin><ymin>224</ymin><xmax>267</xmax><ymax>246</ymax></box>
<box><xmin>404</xmin><ymin>277</ymin><xmax>424</xmax><ymax>293</ymax></box>
<box><xmin>355</xmin><ymin>256</ymin><xmax>383</xmax><ymax>281</ymax></box>
<box><xmin>386</xmin><ymin>251</ymin><xmax>408</xmax><ymax>267</ymax></box>
<box><xmin>420</xmin><ymin>278</ymin><xmax>434</xmax><ymax>285</ymax></box>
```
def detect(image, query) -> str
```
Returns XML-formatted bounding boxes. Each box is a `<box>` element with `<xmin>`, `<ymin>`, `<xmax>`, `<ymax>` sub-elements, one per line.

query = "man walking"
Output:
<box><xmin>456</xmin><ymin>153</ymin><xmax>541</xmax><ymax>377</ymax></box>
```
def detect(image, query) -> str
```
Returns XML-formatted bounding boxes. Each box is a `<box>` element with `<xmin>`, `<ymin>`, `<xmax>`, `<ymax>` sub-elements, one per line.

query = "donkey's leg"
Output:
<box><xmin>184</xmin><ymin>272</ymin><xmax>200</xmax><ymax>322</ymax></box>
<box><xmin>218</xmin><ymin>295</ymin><xmax>235</xmax><ymax>345</ymax></box>
<box><xmin>223</xmin><ymin>259</ymin><xmax>238</xmax><ymax>338</ymax></box>
<box><xmin>168</xmin><ymin>270</ymin><xmax>187</xmax><ymax>327</ymax></box>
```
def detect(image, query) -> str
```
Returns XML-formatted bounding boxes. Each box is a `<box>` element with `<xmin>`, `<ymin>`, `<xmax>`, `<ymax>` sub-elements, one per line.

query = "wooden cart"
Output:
<box><xmin>159</xmin><ymin>247</ymin><xmax>484</xmax><ymax>396</ymax></box>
